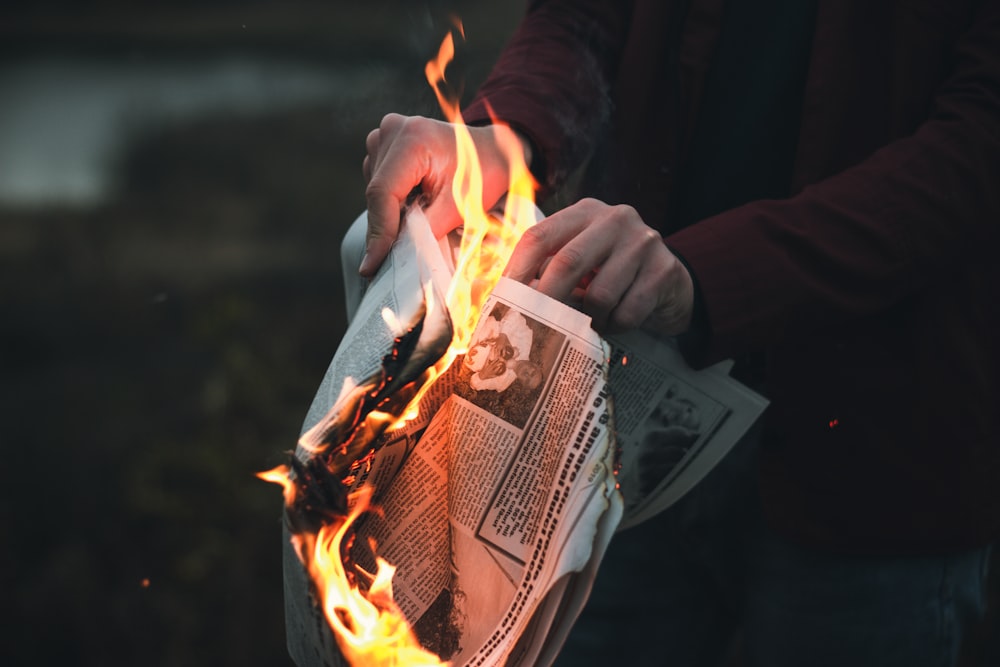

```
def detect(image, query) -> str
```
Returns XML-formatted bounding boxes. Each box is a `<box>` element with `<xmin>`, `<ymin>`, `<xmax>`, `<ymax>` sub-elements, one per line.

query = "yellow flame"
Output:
<box><xmin>256</xmin><ymin>465</ymin><xmax>296</xmax><ymax>506</ymax></box>
<box><xmin>298</xmin><ymin>487</ymin><xmax>446</xmax><ymax>666</ymax></box>
<box><xmin>419</xmin><ymin>20</ymin><xmax>537</xmax><ymax>379</ymax></box>
<box><xmin>263</xmin><ymin>23</ymin><xmax>538</xmax><ymax>667</ymax></box>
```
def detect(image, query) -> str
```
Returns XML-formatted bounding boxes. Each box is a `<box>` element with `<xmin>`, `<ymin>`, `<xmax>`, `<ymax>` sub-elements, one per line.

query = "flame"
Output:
<box><xmin>419</xmin><ymin>19</ymin><xmax>537</xmax><ymax>379</ymax></box>
<box><xmin>261</xmin><ymin>23</ymin><xmax>537</xmax><ymax>667</ymax></box>
<box><xmin>301</xmin><ymin>487</ymin><xmax>443</xmax><ymax>666</ymax></box>
<box><xmin>268</xmin><ymin>472</ymin><xmax>445</xmax><ymax>666</ymax></box>
<box><xmin>256</xmin><ymin>465</ymin><xmax>297</xmax><ymax>506</ymax></box>
<box><xmin>386</xmin><ymin>22</ymin><xmax>538</xmax><ymax>430</ymax></box>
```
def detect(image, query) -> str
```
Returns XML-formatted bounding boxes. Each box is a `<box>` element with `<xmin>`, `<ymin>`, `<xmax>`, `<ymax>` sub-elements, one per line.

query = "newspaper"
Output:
<box><xmin>283</xmin><ymin>206</ymin><xmax>768</xmax><ymax>666</ymax></box>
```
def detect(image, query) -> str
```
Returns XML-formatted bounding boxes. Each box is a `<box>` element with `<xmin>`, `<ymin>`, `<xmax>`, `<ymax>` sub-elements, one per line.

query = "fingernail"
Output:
<box><xmin>359</xmin><ymin>252</ymin><xmax>372</xmax><ymax>276</ymax></box>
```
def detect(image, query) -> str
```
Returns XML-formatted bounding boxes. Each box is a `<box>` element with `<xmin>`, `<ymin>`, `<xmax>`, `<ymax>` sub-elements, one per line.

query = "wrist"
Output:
<box><xmin>473</xmin><ymin>123</ymin><xmax>536</xmax><ymax>213</ymax></box>
<box><xmin>511</xmin><ymin>128</ymin><xmax>533</xmax><ymax>170</ymax></box>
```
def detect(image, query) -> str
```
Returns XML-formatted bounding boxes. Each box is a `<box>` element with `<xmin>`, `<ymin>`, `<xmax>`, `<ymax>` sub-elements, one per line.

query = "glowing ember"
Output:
<box><xmin>260</xmin><ymin>22</ymin><xmax>537</xmax><ymax>667</ymax></box>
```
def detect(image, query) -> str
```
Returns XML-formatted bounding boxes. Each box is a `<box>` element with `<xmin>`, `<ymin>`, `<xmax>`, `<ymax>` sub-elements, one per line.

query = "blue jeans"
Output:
<box><xmin>553</xmin><ymin>433</ymin><xmax>992</xmax><ymax>667</ymax></box>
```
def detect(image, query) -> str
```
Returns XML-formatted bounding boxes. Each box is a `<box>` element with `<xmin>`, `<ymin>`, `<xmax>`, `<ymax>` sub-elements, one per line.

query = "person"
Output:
<box><xmin>469</xmin><ymin>354</ymin><xmax>544</xmax><ymax>393</ymax></box>
<box><xmin>509</xmin><ymin>358</ymin><xmax>544</xmax><ymax>392</ymax></box>
<box><xmin>463</xmin><ymin>304</ymin><xmax>535</xmax><ymax>391</ymax></box>
<box><xmin>464</xmin><ymin>331</ymin><xmax>515</xmax><ymax>388</ymax></box>
<box><xmin>356</xmin><ymin>1</ymin><xmax>999</xmax><ymax>665</ymax></box>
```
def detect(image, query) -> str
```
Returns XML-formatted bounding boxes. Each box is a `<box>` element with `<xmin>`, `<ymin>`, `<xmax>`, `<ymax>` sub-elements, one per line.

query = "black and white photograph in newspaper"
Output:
<box><xmin>452</xmin><ymin>301</ymin><xmax>563</xmax><ymax>429</ymax></box>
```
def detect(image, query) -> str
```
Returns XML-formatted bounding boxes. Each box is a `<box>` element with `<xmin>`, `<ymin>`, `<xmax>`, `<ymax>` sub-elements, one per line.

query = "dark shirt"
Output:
<box><xmin>466</xmin><ymin>0</ymin><xmax>1000</xmax><ymax>554</ymax></box>
<box><xmin>673</xmin><ymin>0</ymin><xmax>818</xmax><ymax>387</ymax></box>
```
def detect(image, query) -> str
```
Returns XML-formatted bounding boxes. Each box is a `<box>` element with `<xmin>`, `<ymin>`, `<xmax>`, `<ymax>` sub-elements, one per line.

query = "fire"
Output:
<box><xmin>291</xmin><ymin>486</ymin><xmax>445</xmax><ymax>666</ymax></box>
<box><xmin>425</xmin><ymin>23</ymin><xmax>537</xmax><ymax>356</ymax></box>
<box><xmin>260</xmin><ymin>22</ymin><xmax>537</xmax><ymax>667</ymax></box>
<box><xmin>256</xmin><ymin>464</ymin><xmax>297</xmax><ymax>506</ymax></box>
<box><xmin>261</xmin><ymin>460</ymin><xmax>444</xmax><ymax>664</ymax></box>
<box><xmin>397</xmin><ymin>20</ymin><xmax>537</xmax><ymax>419</ymax></box>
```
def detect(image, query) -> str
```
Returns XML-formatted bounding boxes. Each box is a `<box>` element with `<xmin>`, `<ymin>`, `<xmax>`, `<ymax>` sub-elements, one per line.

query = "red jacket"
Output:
<box><xmin>465</xmin><ymin>0</ymin><xmax>1000</xmax><ymax>553</ymax></box>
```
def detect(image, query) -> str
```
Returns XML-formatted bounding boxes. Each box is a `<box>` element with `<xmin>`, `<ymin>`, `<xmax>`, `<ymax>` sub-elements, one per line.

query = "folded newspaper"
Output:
<box><xmin>284</xmin><ymin>206</ymin><xmax>768</xmax><ymax>666</ymax></box>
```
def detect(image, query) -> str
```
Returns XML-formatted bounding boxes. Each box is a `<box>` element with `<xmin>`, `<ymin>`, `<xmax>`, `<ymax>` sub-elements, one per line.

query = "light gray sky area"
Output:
<box><xmin>0</xmin><ymin>57</ymin><xmax>387</xmax><ymax>206</ymax></box>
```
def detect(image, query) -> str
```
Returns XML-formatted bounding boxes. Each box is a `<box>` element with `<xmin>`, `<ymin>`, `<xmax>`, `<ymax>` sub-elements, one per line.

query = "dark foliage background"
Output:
<box><xmin>0</xmin><ymin>2</ymin><xmax>518</xmax><ymax>664</ymax></box>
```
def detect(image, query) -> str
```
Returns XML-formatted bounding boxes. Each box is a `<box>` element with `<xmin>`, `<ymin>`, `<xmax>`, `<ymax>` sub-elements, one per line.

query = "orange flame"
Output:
<box><xmin>256</xmin><ymin>465</ymin><xmax>296</xmax><ymax>506</ymax></box>
<box><xmin>385</xmin><ymin>22</ymin><xmax>538</xmax><ymax>429</ymax></box>
<box><xmin>294</xmin><ymin>486</ymin><xmax>445</xmax><ymax>666</ymax></box>
<box><xmin>258</xmin><ymin>466</ymin><xmax>446</xmax><ymax>666</ymax></box>
<box><xmin>261</xmin><ymin>23</ymin><xmax>537</xmax><ymax>666</ymax></box>
<box><xmin>413</xmin><ymin>20</ymin><xmax>537</xmax><ymax>396</ymax></box>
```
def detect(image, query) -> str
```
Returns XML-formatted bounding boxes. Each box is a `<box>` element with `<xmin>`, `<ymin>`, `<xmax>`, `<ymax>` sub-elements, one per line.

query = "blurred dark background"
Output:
<box><xmin>3</xmin><ymin>2</ymin><xmax>997</xmax><ymax>666</ymax></box>
<box><xmin>0</xmin><ymin>2</ymin><xmax>519</xmax><ymax>664</ymax></box>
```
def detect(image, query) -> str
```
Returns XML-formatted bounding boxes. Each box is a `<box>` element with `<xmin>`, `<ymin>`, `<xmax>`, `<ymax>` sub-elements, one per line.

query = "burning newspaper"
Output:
<box><xmin>275</xmin><ymin>205</ymin><xmax>767</xmax><ymax>666</ymax></box>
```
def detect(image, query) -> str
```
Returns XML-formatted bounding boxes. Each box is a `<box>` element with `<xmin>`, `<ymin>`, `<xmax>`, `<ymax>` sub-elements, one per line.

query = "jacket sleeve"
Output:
<box><xmin>667</xmin><ymin>3</ymin><xmax>1000</xmax><ymax>365</ymax></box>
<box><xmin>462</xmin><ymin>0</ymin><xmax>634</xmax><ymax>193</ymax></box>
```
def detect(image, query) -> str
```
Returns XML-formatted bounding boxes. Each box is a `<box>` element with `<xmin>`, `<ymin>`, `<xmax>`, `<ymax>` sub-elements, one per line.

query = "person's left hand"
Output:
<box><xmin>504</xmin><ymin>198</ymin><xmax>694</xmax><ymax>336</ymax></box>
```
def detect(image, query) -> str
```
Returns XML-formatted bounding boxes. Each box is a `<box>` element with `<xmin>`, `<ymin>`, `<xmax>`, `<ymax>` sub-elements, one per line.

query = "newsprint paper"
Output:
<box><xmin>283</xmin><ymin>206</ymin><xmax>768</xmax><ymax>666</ymax></box>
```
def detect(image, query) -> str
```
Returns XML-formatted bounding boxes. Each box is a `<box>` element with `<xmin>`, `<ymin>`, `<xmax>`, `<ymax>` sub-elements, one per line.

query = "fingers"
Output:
<box><xmin>506</xmin><ymin>199</ymin><xmax>633</xmax><ymax>309</ymax></box>
<box><xmin>585</xmin><ymin>225</ymin><xmax>666</xmax><ymax>332</ymax></box>
<box><xmin>639</xmin><ymin>255</ymin><xmax>694</xmax><ymax>336</ymax></box>
<box><xmin>365</xmin><ymin>127</ymin><xmax>381</xmax><ymax>159</ymax></box>
<box><xmin>357</xmin><ymin>114</ymin><xmax>531</xmax><ymax>277</ymax></box>
<box><xmin>505</xmin><ymin>199</ymin><xmax>693</xmax><ymax>335</ymax></box>
<box><xmin>581</xmin><ymin>261</ymin><xmax>638</xmax><ymax>333</ymax></box>
<box><xmin>505</xmin><ymin>199</ymin><xmax>601</xmax><ymax>293</ymax></box>
<box><xmin>361</xmin><ymin>115</ymin><xmax>448</xmax><ymax>276</ymax></box>
<box><xmin>362</xmin><ymin>144</ymin><xmax>431</xmax><ymax>275</ymax></box>
<box><xmin>361</xmin><ymin>128</ymin><xmax>379</xmax><ymax>182</ymax></box>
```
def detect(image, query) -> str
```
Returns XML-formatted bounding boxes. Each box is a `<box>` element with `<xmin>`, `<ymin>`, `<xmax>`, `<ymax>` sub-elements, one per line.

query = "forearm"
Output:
<box><xmin>665</xmin><ymin>3</ymin><xmax>1000</xmax><ymax>364</ymax></box>
<box><xmin>670</xmin><ymin>23</ymin><xmax>1000</xmax><ymax>364</ymax></box>
<box><xmin>463</xmin><ymin>0</ymin><xmax>634</xmax><ymax>193</ymax></box>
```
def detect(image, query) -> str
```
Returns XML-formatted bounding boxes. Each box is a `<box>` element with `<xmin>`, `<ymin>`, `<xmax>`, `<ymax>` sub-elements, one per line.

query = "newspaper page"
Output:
<box><xmin>340</xmin><ymin>276</ymin><xmax>620</xmax><ymax>666</ymax></box>
<box><xmin>285</xmin><ymin>210</ymin><xmax>621</xmax><ymax>667</ymax></box>
<box><xmin>607</xmin><ymin>332</ymin><xmax>768</xmax><ymax>529</ymax></box>
<box><xmin>302</xmin><ymin>206</ymin><xmax>452</xmax><ymax>443</ymax></box>
<box><xmin>286</xmin><ymin>208</ymin><xmax>455</xmax><ymax>667</ymax></box>
<box><xmin>284</xmin><ymin>205</ymin><xmax>768</xmax><ymax>666</ymax></box>
<box><xmin>440</xmin><ymin>278</ymin><xmax>619</xmax><ymax>666</ymax></box>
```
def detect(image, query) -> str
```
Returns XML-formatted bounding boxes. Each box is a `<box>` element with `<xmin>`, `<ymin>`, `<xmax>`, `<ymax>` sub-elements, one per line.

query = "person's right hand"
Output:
<box><xmin>504</xmin><ymin>198</ymin><xmax>694</xmax><ymax>337</ymax></box>
<box><xmin>360</xmin><ymin>113</ymin><xmax>529</xmax><ymax>276</ymax></box>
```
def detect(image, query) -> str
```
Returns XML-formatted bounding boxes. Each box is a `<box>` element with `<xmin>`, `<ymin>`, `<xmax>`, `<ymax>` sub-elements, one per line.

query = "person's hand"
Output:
<box><xmin>360</xmin><ymin>113</ymin><xmax>528</xmax><ymax>276</ymax></box>
<box><xmin>504</xmin><ymin>198</ymin><xmax>694</xmax><ymax>336</ymax></box>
